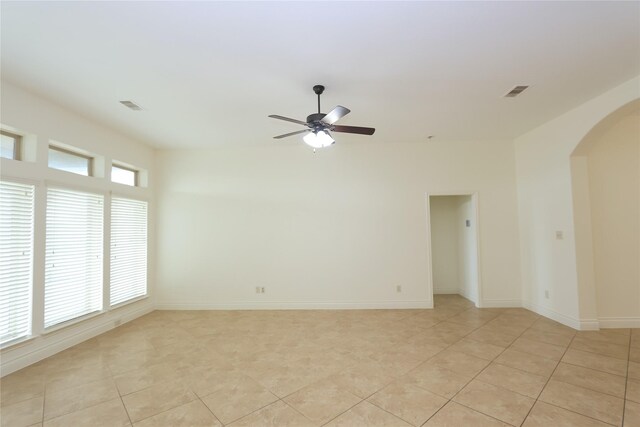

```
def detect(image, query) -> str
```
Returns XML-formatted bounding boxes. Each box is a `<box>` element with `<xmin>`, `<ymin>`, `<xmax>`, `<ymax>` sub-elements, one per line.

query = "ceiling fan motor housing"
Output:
<box><xmin>306</xmin><ymin>113</ymin><xmax>327</xmax><ymax>126</ymax></box>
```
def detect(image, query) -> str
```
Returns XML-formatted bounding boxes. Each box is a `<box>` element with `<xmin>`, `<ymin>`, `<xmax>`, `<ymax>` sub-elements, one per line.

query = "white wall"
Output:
<box><xmin>457</xmin><ymin>195</ymin><xmax>478</xmax><ymax>303</ymax></box>
<box><xmin>585</xmin><ymin>113</ymin><xmax>640</xmax><ymax>323</ymax></box>
<box><xmin>430</xmin><ymin>196</ymin><xmax>460</xmax><ymax>294</ymax></box>
<box><xmin>0</xmin><ymin>81</ymin><xmax>157</xmax><ymax>375</ymax></box>
<box><xmin>514</xmin><ymin>75</ymin><xmax>640</xmax><ymax>329</ymax></box>
<box><xmin>156</xmin><ymin>139</ymin><xmax>521</xmax><ymax>309</ymax></box>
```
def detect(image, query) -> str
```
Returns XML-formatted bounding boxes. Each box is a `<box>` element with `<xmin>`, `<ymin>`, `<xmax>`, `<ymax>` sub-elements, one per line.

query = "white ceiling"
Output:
<box><xmin>2</xmin><ymin>1</ymin><xmax>639</xmax><ymax>149</ymax></box>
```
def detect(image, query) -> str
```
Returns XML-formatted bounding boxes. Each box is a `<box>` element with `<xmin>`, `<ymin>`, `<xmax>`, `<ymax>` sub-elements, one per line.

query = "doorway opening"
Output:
<box><xmin>427</xmin><ymin>194</ymin><xmax>481</xmax><ymax>307</ymax></box>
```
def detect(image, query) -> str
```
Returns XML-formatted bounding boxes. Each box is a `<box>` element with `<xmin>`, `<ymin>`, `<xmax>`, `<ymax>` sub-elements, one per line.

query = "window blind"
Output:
<box><xmin>0</xmin><ymin>181</ymin><xmax>34</xmax><ymax>345</ymax></box>
<box><xmin>110</xmin><ymin>197</ymin><xmax>147</xmax><ymax>306</ymax></box>
<box><xmin>45</xmin><ymin>188</ymin><xmax>103</xmax><ymax>328</ymax></box>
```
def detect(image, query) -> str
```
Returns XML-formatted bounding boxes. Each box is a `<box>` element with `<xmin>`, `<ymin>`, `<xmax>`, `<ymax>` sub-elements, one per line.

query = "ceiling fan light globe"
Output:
<box><xmin>303</xmin><ymin>130</ymin><xmax>334</xmax><ymax>148</ymax></box>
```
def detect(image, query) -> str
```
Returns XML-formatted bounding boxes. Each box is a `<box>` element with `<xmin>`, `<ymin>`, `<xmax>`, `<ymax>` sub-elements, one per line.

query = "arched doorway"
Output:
<box><xmin>571</xmin><ymin>100</ymin><xmax>640</xmax><ymax>327</ymax></box>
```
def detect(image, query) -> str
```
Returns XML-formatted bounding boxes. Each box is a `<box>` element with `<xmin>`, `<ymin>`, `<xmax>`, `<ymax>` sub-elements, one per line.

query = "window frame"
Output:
<box><xmin>48</xmin><ymin>145</ymin><xmax>94</xmax><ymax>176</ymax></box>
<box><xmin>111</xmin><ymin>163</ymin><xmax>139</xmax><ymax>187</ymax></box>
<box><xmin>0</xmin><ymin>126</ymin><xmax>152</xmax><ymax>349</ymax></box>
<box><xmin>109</xmin><ymin>195</ymin><xmax>148</xmax><ymax>307</ymax></box>
<box><xmin>1</xmin><ymin>129</ymin><xmax>22</xmax><ymax>161</ymax></box>
<box><xmin>0</xmin><ymin>178</ymin><xmax>35</xmax><ymax>348</ymax></box>
<box><xmin>43</xmin><ymin>185</ymin><xmax>105</xmax><ymax>330</ymax></box>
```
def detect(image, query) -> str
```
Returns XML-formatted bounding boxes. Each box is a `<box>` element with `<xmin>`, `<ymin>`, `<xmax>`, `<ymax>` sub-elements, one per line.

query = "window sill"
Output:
<box><xmin>2</xmin><ymin>298</ymin><xmax>150</xmax><ymax>352</ymax></box>
<box><xmin>110</xmin><ymin>294</ymin><xmax>148</xmax><ymax>310</ymax></box>
<box><xmin>0</xmin><ymin>334</ymin><xmax>37</xmax><ymax>351</ymax></box>
<box><xmin>42</xmin><ymin>310</ymin><xmax>105</xmax><ymax>335</ymax></box>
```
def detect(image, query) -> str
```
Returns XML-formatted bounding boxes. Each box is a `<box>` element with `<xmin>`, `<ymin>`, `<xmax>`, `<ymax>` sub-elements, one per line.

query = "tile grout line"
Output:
<box><xmin>321</xmin><ymin>308</ymin><xmax>469</xmax><ymax>426</ymax></box>
<box><xmin>283</xmin><ymin>301</ymin><xmax>478</xmax><ymax>426</ymax></box>
<box><xmin>390</xmin><ymin>304</ymin><xmax>496</xmax><ymax>425</ymax></box>
<box><xmin>519</xmin><ymin>331</ymin><xmax>577</xmax><ymax>426</ymax></box>
<box><xmin>555</xmin><ymin>356</ymin><xmax>629</xmax><ymax>378</ymax></box>
<box><xmin>319</xmin><ymin>398</ymin><xmax>367</xmax><ymax>426</ymax></box>
<box><xmin>277</xmin><ymin>397</ymin><xmax>317</xmax><ymax>424</ymax></box>
<box><xmin>537</xmin><ymin>401</ymin><xmax>618</xmax><ymax>427</ymax></box>
<box><xmin>388</xmin><ymin>306</ymin><xmax>535</xmax><ymax>426</ymax></box>
<box><xmin>106</xmin><ymin>354</ymin><xmax>135</xmax><ymax>426</ymax></box>
<box><xmin>119</xmin><ymin>394</ymin><xmax>135</xmax><ymax>426</ymax></box>
<box><xmin>565</xmin><ymin>344</ymin><xmax>631</xmax><ymax>364</ymax></box>
<box><xmin>433</xmin><ymin>310</ymin><xmax>545</xmax><ymax>426</ymax></box>
<box><xmin>42</xmin><ymin>386</ymin><xmax>131</xmax><ymax>426</ymax></box>
<box><xmin>363</xmin><ymin>398</ymin><xmax>426</xmax><ymax>426</ymax></box>
<box><xmin>521</xmin><ymin>329</ymin><xmax>633</xmax><ymax>426</ymax></box>
<box><xmin>260</xmin><ymin>303</ymin><xmax>476</xmax><ymax>425</ymax></box>
<box><xmin>622</xmin><ymin>331</ymin><xmax>632</xmax><ymax>427</ymax></box>
<box><xmin>41</xmin><ymin>379</ymin><xmax>47</xmax><ymax>424</ymax></box>
<box><xmin>194</xmin><ymin>394</ymin><xmax>225</xmax><ymax>426</ymax></box>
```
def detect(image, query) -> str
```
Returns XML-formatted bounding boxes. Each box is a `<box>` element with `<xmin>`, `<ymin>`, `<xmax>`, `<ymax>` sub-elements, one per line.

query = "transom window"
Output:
<box><xmin>1</xmin><ymin>130</ymin><xmax>21</xmax><ymax>160</ymax></box>
<box><xmin>111</xmin><ymin>164</ymin><xmax>137</xmax><ymax>186</ymax></box>
<box><xmin>48</xmin><ymin>146</ymin><xmax>92</xmax><ymax>176</ymax></box>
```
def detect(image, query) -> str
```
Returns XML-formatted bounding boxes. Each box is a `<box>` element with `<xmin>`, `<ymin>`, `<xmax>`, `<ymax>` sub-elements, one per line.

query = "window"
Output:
<box><xmin>110</xmin><ymin>197</ymin><xmax>147</xmax><ymax>306</ymax></box>
<box><xmin>111</xmin><ymin>164</ymin><xmax>137</xmax><ymax>186</ymax></box>
<box><xmin>48</xmin><ymin>146</ymin><xmax>92</xmax><ymax>176</ymax></box>
<box><xmin>0</xmin><ymin>181</ymin><xmax>34</xmax><ymax>345</ymax></box>
<box><xmin>45</xmin><ymin>188</ymin><xmax>103</xmax><ymax>328</ymax></box>
<box><xmin>1</xmin><ymin>130</ymin><xmax>21</xmax><ymax>160</ymax></box>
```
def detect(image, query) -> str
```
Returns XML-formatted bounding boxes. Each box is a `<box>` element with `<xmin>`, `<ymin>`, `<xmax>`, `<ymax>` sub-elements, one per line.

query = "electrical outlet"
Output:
<box><xmin>261</xmin><ymin>287</ymin><xmax>266</xmax><ymax>293</ymax></box>
<box><xmin>255</xmin><ymin>286</ymin><xmax>261</xmax><ymax>294</ymax></box>
<box><xmin>556</xmin><ymin>230</ymin><xmax>563</xmax><ymax>240</ymax></box>
<box><xmin>396</xmin><ymin>285</ymin><xmax>402</xmax><ymax>293</ymax></box>
<box><xmin>544</xmin><ymin>290</ymin><xmax>549</xmax><ymax>299</ymax></box>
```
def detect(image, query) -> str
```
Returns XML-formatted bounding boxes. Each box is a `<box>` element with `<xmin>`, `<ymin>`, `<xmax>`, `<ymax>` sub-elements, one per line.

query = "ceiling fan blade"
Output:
<box><xmin>332</xmin><ymin>125</ymin><xmax>376</xmax><ymax>135</ymax></box>
<box><xmin>268</xmin><ymin>115</ymin><xmax>308</xmax><ymax>126</ymax></box>
<box><xmin>273</xmin><ymin>129</ymin><xmax>310</xmax><ymax>139</ymax></box>
<box><xmin>321</xmin><ymin>105</ymin><xmax>350</xmax><ymax>125</ymax></box>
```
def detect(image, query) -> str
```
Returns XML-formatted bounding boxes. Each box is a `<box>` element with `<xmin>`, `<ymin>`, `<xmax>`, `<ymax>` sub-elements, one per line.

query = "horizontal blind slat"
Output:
<box><xmin>45</xmin><ymin>188</ymin><xmax>104</xmax><ymax>328</ymax></box>
<box><xmin>0</xmin><ymin>180</ymin><xmax>34</xmax><ymax>345</ymax></box>
<box><xmin>110</xmin><ymin>197</ymin><xmax>147</xmax><ymax>306</ymax></box>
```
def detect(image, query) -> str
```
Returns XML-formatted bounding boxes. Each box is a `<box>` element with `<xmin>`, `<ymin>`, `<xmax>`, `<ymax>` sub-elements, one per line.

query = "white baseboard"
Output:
<box><xmin>458</xmin><ymin>289</ymin><xmax>477</xmax><ymax>304</ymax></box>
<box><xmin>478</xmin><ymin>299</ymin><xmax>521</xmax><ymax>308</ymax></box>
<box><xmin>522</xmin><ymin>300</ymin><xmax>598</xmax><ymax>330</ymax></box>
<box><xmin>578</xmin><ymin>319</ymin><xmax>601</xmax><ymax>330</ymax></box>
<box><xmin>598</xmin><ymin>317</ymin><xmax>640</xmax><ymax>328</ymax></box>
<box><xmin>1</xmin><ymin>302</ymin><xmax>153</xmax><ymax>377</ymax></box>
<box><xmin>155</xmin><ymin>300</ymin><xmax>434</xmax><ymax>310</ymax></box>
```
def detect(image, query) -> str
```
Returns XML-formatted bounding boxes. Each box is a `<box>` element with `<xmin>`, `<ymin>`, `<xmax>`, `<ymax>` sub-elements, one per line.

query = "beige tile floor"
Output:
<box><xmin>1</xmin><ymin>295</ymin><xmax>638</xmax><ymax>427</ymax></box>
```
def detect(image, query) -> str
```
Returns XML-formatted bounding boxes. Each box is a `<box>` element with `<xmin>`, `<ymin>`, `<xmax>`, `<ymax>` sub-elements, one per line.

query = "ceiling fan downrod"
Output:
<box><xmin>313</xmin><ymin>85</ymin><xmax>325</xmax><ymax>114</ymax></box>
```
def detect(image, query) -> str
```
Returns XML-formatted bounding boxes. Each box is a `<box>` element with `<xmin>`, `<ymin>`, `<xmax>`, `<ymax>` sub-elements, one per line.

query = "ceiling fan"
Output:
<box><xmin>269</xmin><ymin>85</ymin><xmax>375</xmax><ymax>149</ymax></box>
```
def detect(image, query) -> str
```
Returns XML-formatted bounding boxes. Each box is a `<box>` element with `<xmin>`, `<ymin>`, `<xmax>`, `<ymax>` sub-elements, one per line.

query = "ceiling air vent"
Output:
<box><xmin>504</xmin><ymin>85</ymin><xmax>529</xmax><ymax>98</ymax></box>
<box><xmin>119</xmin><ymin>100</ymin><xmax>143</xmax><ymax>111</ymax></box>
